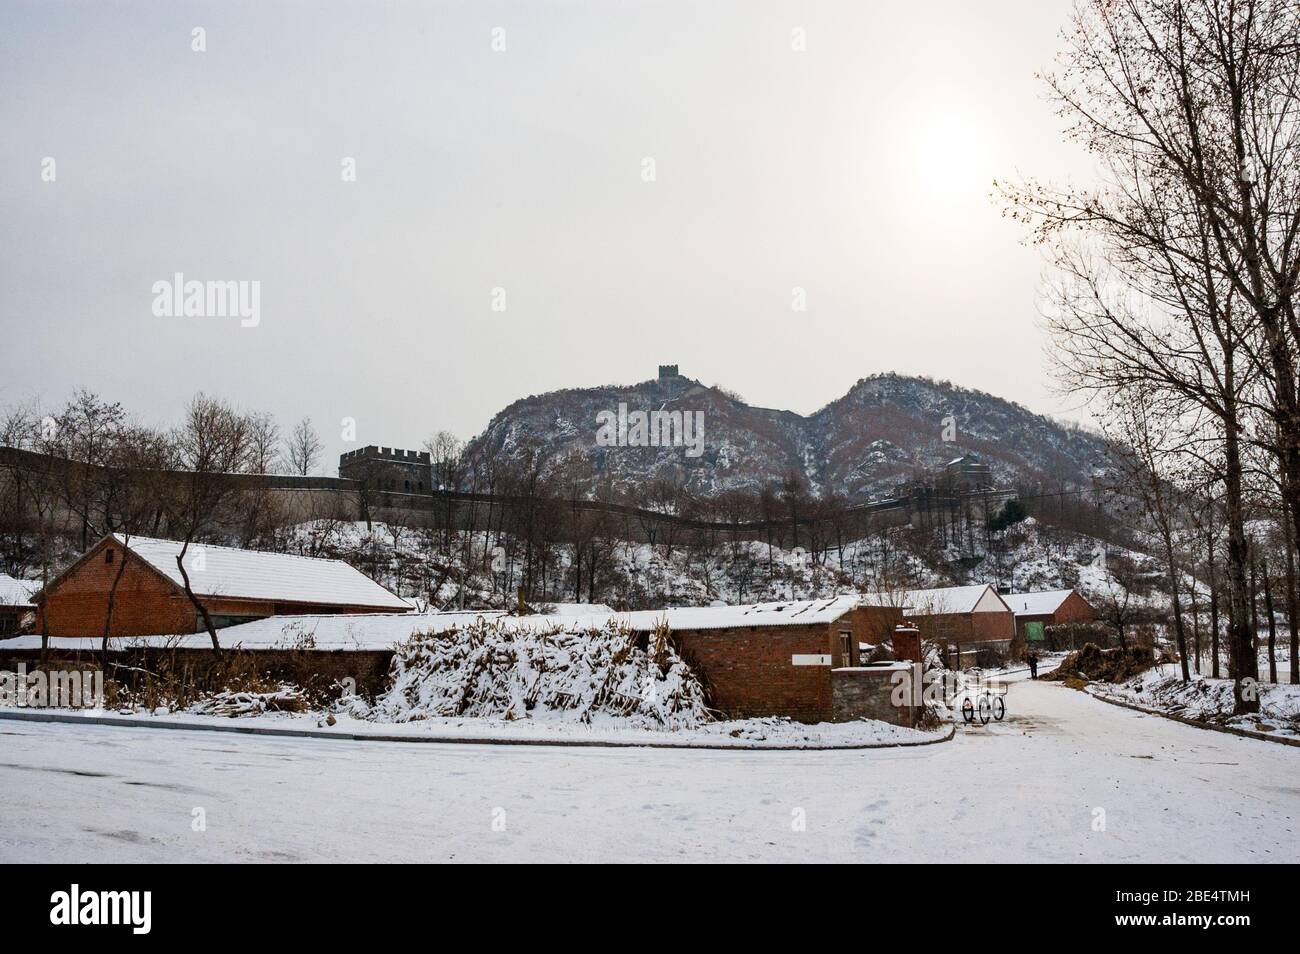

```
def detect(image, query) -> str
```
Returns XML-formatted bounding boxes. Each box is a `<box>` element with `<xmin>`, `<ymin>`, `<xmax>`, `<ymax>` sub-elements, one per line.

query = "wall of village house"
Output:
<box><xmin>36</xmin><ymin>541</ymin><xmax>406</xmax><ymax>637</ymax></box>
<box><xmin>671</xmin><ymin>611</ymin><xmax>895</xmax><ymax>723</ymax></box>
<box><xmin>38</xmin><ymin>545</ymin><xmax>196</xmax><ymax>637</ymax></box>
<box><xmin>912</xmin><ymin>610</ymin><xmax>1014</xmax><ymax>648</ymax></box>
<box><xmin>0</xmin><ymin>646</ymin><xmax>396</xmax><ymax>698</ymax></box>
<box><xmin>969</xmin><ymin>609</ymin><xmax>1014</xmax><ymax>643</ymax></box>
<box><xmin>673</xmin><ymin>625</ymin><xmax>833</xmax><ymax>722</ymax></box>
<box><xmin>19</xmin><ymin>610</ymin><xmax>909</xmax><ymax>723</ymax></box>
<box><xmin>1055</xmin><ymin>591</ymin><xmax>1095</xmax><ymax>625</ymax></box>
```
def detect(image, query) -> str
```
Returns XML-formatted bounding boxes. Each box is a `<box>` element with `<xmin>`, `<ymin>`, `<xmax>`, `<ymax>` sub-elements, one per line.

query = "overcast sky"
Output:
<box><xmin>0</xmin><ymin>0</ymin><xmax>1094</xmax><ymax>471</ymax></box>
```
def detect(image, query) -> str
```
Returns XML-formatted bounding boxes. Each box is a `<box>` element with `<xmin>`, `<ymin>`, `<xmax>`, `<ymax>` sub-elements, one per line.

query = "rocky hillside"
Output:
<box><xmin>465</xmin><ymin>370</ymin><xmax>1109</xmax><ymax>500</ymax></box>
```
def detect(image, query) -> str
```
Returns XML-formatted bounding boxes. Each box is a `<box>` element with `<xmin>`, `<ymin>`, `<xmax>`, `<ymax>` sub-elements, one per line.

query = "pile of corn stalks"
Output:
<box><xmin>362</xmin><ymin>617</ymin><xmax>712</xmax><ymax>729</ymax></box>
<box><xmin>190</xmin><ymin>685</ymin><xmax>308</xmax><ymax>717</ymax></box>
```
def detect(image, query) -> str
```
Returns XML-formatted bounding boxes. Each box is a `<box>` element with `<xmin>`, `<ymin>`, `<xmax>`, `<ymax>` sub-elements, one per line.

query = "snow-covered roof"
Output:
<box><xmin>613</xmin><ymin>595</ymin><xmax>861</xmax><ymax>632</ymax></box>
<box><xmin>0</xmin><ymin>573</ymin><xmax>38</xmax><ymax>608</ymax></box>
<box><xmin>537</xmin><ymin>602</ymin><xmax>615</xmax><ymax>616</ymax></box>
<box><xmin>0</xmin><ymin>610</ymin><xmax>509</xmax><ymax>652</ymax></box>
<box><xmin>0</xmin><ymin>596</ymin><xmax>865</xmax><ymax>652</ymax></box>
<box><xmin>111</xmin><ymin>535</ymin><xmax>409</xmax><ymax>611</ymax></box>
<box><xmin>1007</xmin><ymin>589</ymin><xmax>1077</xmax><ymax>617</ymax></box>
<box><xmin>900</xmin><ymin>585</ymin><xmax>1006</xmax><ymax>615</ymax></box>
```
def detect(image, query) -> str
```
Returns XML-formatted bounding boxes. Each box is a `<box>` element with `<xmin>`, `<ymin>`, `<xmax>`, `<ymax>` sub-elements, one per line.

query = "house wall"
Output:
<box><xmin>38</xmin><ymin>544</ymin><xmax>196</xmax><ymax>637</ymax></box>
<box><xmin>670</xmin><ymin>609</ymin><xmax>899</xmax><ymax>723</ymax></box>
<box><xmin>1055</xmin><ymin>591</ymin><xmax>1096</xmax><ymax>625</ymax></box>
<box><xmin>36</xmin><ymin>539</ymin><xmax>406</xmax><ymax>637</ymax></box>
<box><xmin>850</xmin><ymin>605</ymin><xmax>906</xmax><ymax>647</ymax></box>
<box><xmin>0</xmin><ymin>646</ymin><xmax>396</xmax><ymax>698</ymax></box>
<box><xmin>912</xmin><ymin>610</ymin><xmax>1014</xmax><ymax>649</ymax></box>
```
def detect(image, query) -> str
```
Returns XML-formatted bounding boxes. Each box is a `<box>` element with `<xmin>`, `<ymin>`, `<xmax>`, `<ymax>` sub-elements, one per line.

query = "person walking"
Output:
<box><xmin>1027</xmin><ymin>650</ymin><xmax>1039</xmax><ymax>680</ymax></box>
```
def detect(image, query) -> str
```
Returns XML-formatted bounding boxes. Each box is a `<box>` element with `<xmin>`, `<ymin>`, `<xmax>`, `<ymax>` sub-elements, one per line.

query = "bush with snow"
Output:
<box><xmin>357</xmin><ymin>617</ymin><xmax>713</xmax><ymax>729</ymax></box>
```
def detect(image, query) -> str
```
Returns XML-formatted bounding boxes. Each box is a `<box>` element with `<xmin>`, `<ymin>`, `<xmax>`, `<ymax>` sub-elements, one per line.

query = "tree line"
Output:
<box><xmin>1003</xmin><ymin>0</ymin><xmax>1300</xmax><ymax>710</ymax></box>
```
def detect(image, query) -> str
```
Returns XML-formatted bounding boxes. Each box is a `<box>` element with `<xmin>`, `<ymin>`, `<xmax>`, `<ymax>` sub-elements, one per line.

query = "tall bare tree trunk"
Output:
<box><xmin>1222</xmin><ymin>426</ymin><xmax>1257</xmax><ymax>711</ymax></box>
<box><xmin>1284</xmin><ymin>518</ymin><xmax>1299</xmax><ymax>686</ymax></box>
<box><xmin>1190</xmin><ymin>580</ymin><xmax>1202</xmax><ymax>675</ymax></box>
<box><xmin>175</xmin><ymin>543</ymin><xmax>222</xmax><ymax>658</ymax></box>
<box><xmin>1163</xmin><ymin>532</ymin><xmax>1191</xmax><ymax>682</ymax></box>
<box><xmin>1263</xmin><ymin>559</ymin><xmax>1277</xmax><ymax>684</ymax></box>
<box><xmin>1208</xmin><ymin>524</ymin><xmax>1221</xmax><ymax>679</ymax></box>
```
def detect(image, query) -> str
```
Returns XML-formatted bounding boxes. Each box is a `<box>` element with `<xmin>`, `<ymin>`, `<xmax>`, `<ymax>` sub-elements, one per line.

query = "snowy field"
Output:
<box><xmin>1</xmin><ymin>679</ymin><xmax>1296</xmax><ymax>863</ymax></box>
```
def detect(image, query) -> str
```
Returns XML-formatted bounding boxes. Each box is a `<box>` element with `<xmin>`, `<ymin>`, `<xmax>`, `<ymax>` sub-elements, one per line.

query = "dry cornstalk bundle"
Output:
<box><xmin>362</xmin><ymin>617</ymin><xmax>712</xmax><ymax>729</ymax></box>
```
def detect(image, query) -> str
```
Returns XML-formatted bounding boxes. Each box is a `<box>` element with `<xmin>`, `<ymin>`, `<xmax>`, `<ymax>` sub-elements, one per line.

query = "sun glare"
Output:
<box><xmin>909</xmin><ymin>110</ymin><xmax>996</xmax><ymax>208</ymax></box>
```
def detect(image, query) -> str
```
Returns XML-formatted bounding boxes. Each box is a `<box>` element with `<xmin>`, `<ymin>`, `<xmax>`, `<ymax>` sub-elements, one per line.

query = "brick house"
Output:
<box><xmin>1006</xmin><ymin>589</ymin><xmax>1096</xmax><ymax>643</ymax></box>
<box><xmin>0</xmin><ymin>573</ymin><xmax>37</xmax><ymax>637</ymax></box>
<box><xmin>35</xmin><ymin>534</ymin><xmax>410</xmax><ymax>637</ymax></box>
<box><xmin>610</xmin><ymin>597</ymin><xmax>904</xmax><ymax>723</ymax></box>
<box><xmin>900</xmin><ymin>584</ymin><xmax>1015</xmax><ymax>655</ymax></box>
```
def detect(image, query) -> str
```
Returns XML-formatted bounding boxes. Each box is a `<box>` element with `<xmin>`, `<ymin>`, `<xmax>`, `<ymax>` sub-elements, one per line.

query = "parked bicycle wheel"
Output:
<box><xmin>961</xmin><ymin>698</ymin><xmax>974</xmax><ymax>723</ymax></box>
<box><xmin>993</xmin><ymin>695</ymin><xmax>1006</xmax><ymax>721</ymax></box>
<box><xmin>977</xmin><ymin>695</ymin><xmax>991</xmax><ymax>725</ymax></box>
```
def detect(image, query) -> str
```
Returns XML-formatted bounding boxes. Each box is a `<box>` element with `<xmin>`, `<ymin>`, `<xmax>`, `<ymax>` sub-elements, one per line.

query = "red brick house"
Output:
<box><xmin>0</xmin><ymin>573</ymin><xmax>37</xmax><ymax>637</ymax></box>
<box><xmin>900</xmin><ymin>584</ymin><xmax>1015</xmax><ymax>653</ymax></box>
<box><xmin>612</xmin><ymin>597</ymin><xmax>904</xmax><ymax>723</ymax></box>
<box><xmin>35</xmin><ymin>534</ymin><xmax>409</xmax><ymax>637</ymax></box>
<box><xmin>1006</xmin><ymin>589</ymin><xmax>1096</xmax><ymax>643</ymax></box>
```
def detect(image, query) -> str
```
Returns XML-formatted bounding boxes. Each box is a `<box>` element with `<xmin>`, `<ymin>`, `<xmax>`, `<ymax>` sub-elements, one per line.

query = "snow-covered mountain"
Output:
<box><xmin>465</xmin><ymin>371</ymin><xmax>1109</xmax><ymax>499</ymax></box>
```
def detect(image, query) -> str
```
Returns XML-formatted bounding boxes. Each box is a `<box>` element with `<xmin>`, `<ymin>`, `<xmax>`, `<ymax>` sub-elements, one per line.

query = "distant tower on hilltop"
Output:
<box><xmin>339</xmin><ymin>445</ymin><xmax>432</xmax><ymax>494</ymax></box>
<box><xmin>658</xmin><ymin>364</ymin><xmax>680</xmax><ymax>380</ymax></box>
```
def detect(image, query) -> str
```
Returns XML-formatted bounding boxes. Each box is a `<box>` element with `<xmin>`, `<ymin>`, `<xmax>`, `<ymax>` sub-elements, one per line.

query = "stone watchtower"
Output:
<box><xmin>339</xmin><ymin>446</ymin><xmax>432</xmax><ymax>494</ymax></box>
<box><xmin>658</xmin><ymin>364</ymin><xmax>680</xmax><ymax>380</ymax></box>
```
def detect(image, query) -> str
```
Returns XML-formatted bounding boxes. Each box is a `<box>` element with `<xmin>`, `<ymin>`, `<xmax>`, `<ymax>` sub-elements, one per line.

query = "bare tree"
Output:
<box><xmin>246</xmin><ymin>412</ymin><xmax>282</xmax><ymax>475</ymax></box>
<box><xmin>166</xmin><ymin>394</ymin><xmax>254</xmax><ymax>656</ymax></box>
<box><xmin>1104</xmin><ymin>385</ymin><xmax>1193</xmax><ymax>680</ymax></box>
<box><xmin>285</xmin><ymin>417</ymin><xmax>323</xmax><ymax>477</ymax></box>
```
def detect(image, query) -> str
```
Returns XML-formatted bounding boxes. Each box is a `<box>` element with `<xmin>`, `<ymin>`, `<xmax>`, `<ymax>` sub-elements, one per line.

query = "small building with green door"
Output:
<box><xmin>1007</xmin><ymin>589</ymin><xmax>1096</xmax><ymax>643</ymax></box>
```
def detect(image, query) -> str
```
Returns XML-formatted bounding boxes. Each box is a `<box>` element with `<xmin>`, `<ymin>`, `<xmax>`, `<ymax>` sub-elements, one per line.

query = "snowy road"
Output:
<box><xmin>1</xmin><ymin>680</ymin><xmax>1296</xmax><ymax>862</ymax></box>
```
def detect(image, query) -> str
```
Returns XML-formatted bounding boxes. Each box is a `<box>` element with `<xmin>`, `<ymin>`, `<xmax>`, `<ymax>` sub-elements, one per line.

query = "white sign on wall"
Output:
<box><xmin>791</xmin><ymin>654</ymin><xmax>832</xmax><ymax>666</ymax></box>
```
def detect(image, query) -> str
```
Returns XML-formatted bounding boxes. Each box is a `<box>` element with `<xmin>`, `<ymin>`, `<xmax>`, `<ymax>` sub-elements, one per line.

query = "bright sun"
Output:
<box><xmin>909</xmin><ymin>110</ymin><xmax>996</xmax><ymax>208</ymax></box>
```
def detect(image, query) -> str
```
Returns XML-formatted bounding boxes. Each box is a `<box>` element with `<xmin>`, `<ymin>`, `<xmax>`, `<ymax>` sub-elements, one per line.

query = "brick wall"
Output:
<box><xmin>969</xmin><ymin>609</ymin><xmax>1014</xmax><ymax>644</ymax></box>
<box><xmin>0</xmin><ymin>646</ymin><xmax>395</xmax><ymax>698</ymax></box>
<box><xmin>892</xmin><ymin>626</ymin><xmax>922</xmax><ymax>663</ymax></box>
<box><xmin>831</xmin><ymin>665</ymin><xmax>916</xmax><ymax>726</ymax></box>
<box><xmin>913</xmin><ymin>610</ymin><xmax>1013</xmax><ymax>648</ymax></box>
<box><xmin>1056</xmin><ymin>591</ymin><xmax>1096</xmax><ymax>625</ymax></box>
<box><xmin>38</xmin><ymin>542</ymin><xmax>196</xmax><ymax>637</ymax></box>
<box><xmin>850</xmin><ymin>605</ymin><xmax>905</xmax><ymax>646</ymax></box>
<box><xmin>671</xmin><ymin>608</ymin><xmax>901</xmax><ymax>723</ymax></box>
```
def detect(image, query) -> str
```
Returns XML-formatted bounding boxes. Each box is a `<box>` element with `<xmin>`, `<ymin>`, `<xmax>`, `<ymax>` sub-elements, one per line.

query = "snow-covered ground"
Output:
<box><xmin>0</xmin><ymin>707</ymin><xmax>945</xmax><ymax>749</ymax></box>
<box><xmin>1090</xmin><ymin>663</ymin><xmax>1300</xmax><ymax>741</ymax></box>
<box><xmin>2</xmin><ymin>679</ymin><xmax>1295</xmax><ymax>862</ymax></box>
